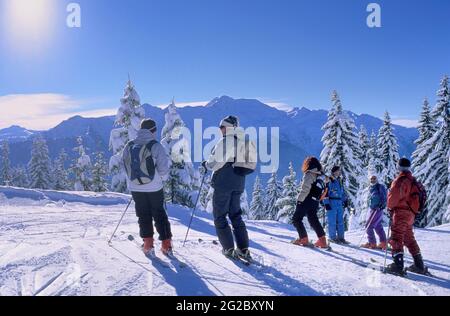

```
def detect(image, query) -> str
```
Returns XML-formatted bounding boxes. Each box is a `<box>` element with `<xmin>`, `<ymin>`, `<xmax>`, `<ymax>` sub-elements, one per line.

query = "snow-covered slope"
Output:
<box><xmin>1</xmin><ymin>187</ymin><xmax>449</xmax><ymax>296</ymax></box>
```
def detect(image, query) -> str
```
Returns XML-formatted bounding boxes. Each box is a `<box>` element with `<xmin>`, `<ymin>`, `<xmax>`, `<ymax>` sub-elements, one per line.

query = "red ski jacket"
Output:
<box><xmin>387</xmin><ymin>171</ymin><xmax>420</xmax><ymax>213</ymax></box>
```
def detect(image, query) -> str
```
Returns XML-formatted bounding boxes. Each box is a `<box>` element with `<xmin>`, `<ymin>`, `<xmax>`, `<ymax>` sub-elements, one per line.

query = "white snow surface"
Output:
<box><xmin>1</xmin><ymin>186</ymin><xmax>449</xmax><ymax>296</ymax></box>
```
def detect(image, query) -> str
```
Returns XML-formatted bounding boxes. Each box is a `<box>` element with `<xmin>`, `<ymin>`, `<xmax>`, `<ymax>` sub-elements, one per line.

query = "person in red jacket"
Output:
<box><xmin>386</xmin><ymin>158</ymin><xmax>428</xmax><ymax>276</ymax></box>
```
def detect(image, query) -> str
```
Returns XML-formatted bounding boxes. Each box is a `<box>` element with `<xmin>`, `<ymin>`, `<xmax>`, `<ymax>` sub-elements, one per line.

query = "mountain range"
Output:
<box><xmin>0</xmin><ymin>96</ymin><xmax>418</xmax><ymax>188</ymax></box>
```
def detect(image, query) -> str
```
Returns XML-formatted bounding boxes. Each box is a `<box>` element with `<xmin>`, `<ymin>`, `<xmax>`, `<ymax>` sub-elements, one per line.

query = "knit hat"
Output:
<box><xmin>141</xmin><ymin>119</ymin><xmax>157</xmax><ymax>132</ymax></box>
<box><xmin>331</xmin><ymin>166</ymin><xmax>341</xmax><ymax>174</ymax></box>
<box><xmin>219</xmin><ymin>115</ymin><xmax>239</xmax><ymax>128</ymax></box>
<box><xmin>398</xmin><ymin>157</ymin><xmax>411</xmax><ymax>171</ymax></box>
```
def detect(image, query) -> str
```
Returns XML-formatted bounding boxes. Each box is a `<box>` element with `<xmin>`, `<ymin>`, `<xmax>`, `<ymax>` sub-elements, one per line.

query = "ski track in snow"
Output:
<box><xmin>0</xmin><ymin>187</ymin><xmax>449</xmax><ymax>296</ymax></box>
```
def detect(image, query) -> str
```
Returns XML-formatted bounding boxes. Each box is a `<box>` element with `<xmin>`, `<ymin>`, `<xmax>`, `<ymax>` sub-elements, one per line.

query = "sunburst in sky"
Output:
<box><xmin>1</xmin><ymin>0</ymin><xmax>56</xmax><ymax>52</ymax></box>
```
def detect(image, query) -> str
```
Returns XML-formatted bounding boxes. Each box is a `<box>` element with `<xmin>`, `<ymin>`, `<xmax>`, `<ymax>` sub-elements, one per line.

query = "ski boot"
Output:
<box><xmin>314</xmin><ymin>236</ymin><xmax>329</xmax><ymax>249</ymax></box>
<box><xmin>161</xmin><ymin>239</ymin><xmax>173</xmax><ymax>256</ymax></box>
<box><xmin>338</xmin><ymin>238</ymin><xmax>350</xmax><ymax>245</ymax></box>
<box><xmin>235</xmin><ymin>248</ymin><xmax>252</xmax><ymax>261</ymax></box>
<box><xmin>142</xmin><ymin>237</ymin><xmax>155</xmax><ymax>257</ymax></box>
<box><xmin>292</xmin><ymin>237</ymin><xmax>310</xmax><ymax>247</ymax></box>
<box><xmin>360</xmin><ymin>242</ymin><xmax>377</xmax><ymax>249</ymax></box>
<box><xmin>385</xmin><ymin>253</ymin><xmax>407</xmax><ymax>276</ymax></box>
<box><xmin>222</xmin><ymin>248</ymin><xmax>237</xmax><ymax>259</ymax></box>
<box><xmin>329</xmin><ymin>238</ymin><xmax>340</xmax><ymax>244</ymax></box>
<box><xmin>376</xmin><ymin>241</ymin><xmax>387</xmax><ymax>251</ymax></box>
<box><xmin>407</xmin><ymin>253</ymin><xmax>429</xmax><ymax>275</ymax></box>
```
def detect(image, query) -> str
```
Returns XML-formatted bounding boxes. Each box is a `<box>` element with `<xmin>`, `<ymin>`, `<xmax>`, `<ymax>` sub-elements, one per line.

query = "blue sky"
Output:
<box><xmin>0</xmin><ymin>0</ymin><xmax>449</xmax><ymax>129</ymax></box>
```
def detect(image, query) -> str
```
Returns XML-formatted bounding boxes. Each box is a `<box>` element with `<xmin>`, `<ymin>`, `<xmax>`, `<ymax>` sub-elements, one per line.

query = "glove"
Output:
<box><xmin>325</xmin><ymin>204</ymin><xmax>332</xmax><ymax>211</ymax></box>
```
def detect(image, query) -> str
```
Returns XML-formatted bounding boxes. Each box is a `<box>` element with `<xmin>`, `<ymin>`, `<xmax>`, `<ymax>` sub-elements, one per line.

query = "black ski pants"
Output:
<box><xmin>131</xmin><ymin>190</ymin><xmax>172</xmax><ymax>240</ymax></box>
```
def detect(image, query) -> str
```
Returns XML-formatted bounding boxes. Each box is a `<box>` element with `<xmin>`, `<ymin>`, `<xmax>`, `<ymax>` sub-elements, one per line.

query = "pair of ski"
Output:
<box><xmin>203</xmin><ymin>239</ymin><xmax>265</xmax><ymax>269</ymax></box>
<box><xmin>360</xmin><ymin>257</ymin><xmax>435</xmax><ymax>279</ymax></box>
<box><xmin>127</xmin><ymin>235</ymin><xmax>187</xmax><ymax>269</ymax></box>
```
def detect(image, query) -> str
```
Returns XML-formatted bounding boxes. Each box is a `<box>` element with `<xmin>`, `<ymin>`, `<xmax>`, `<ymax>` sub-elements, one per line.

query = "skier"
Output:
<box><xmin>360</xmin><ymin>175</ymin><xmax>387</xmax><ymax>250</ymax></box>
<box><xmin>202</xmin><ymin>116</ymin><xmax>252</xmax><ymax>260</ymax></box>
<box><xmin>385</xmin><ymin>158</ymin><xmax>428</xmax><ymax>276</ymax></box>
<box><xmin>122</xmin><ymin>119</ymin><xmax>173</xmax><ymax>257</ymax></box>
<box><xmin>322</xmin><ymin>166</ymin><xmax>349</xmax><ymax>244</ymax></box>
<box><xmin>292</xmin><ymin>157</ymin><xmax>328</xmax><ymax>248</ymax></box>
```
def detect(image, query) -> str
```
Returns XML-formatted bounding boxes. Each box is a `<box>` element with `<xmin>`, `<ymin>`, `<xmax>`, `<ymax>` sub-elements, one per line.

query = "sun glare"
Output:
<box><xmin>2</xmin><ymin>0</ymin><xmax>56</xmax><ymax>51</ymax></box>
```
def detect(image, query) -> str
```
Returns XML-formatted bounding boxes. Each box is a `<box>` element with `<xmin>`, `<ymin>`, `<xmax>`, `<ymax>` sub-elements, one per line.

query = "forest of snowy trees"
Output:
<box><xmin>1</xmin><ymin>76</ymin><xmax>448</xmax><ymax>228</ymax></box>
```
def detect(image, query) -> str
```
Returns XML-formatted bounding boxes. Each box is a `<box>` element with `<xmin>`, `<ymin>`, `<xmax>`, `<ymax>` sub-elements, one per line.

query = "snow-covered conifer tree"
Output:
<box><xmin>72</xmin><ymin>137</ymin><xmax>92</xmax><ymax>191</ymax></box>
<box><xmin>358</xmin><ymin>125</ymin><xmax>370</xmax><ymax>169</ymax></box>
<box><xmin>92</xmin><ymin>152</ymin><xmax>109</xmax><ymax>192</ymax></box>
<box><xmin>1</xmin><ymin>140</ymin><xmax>12</xmax><ymax>185</ymax></box>
<box><xmin>377</xmin><ymin>111</ymin><xmax>400</xmax><ymax>187</ymax></box>
<box><xmin>411</xmin><ymin>98</ymin><xmax>436</xmax><ymax>227</ymax></box>
<box><xmin>109</xmin><ymin>78</ymin><xmax>145</xmax><ymax>192</ymax></box>
<box><xmin>250</xmin><ymin>176</ymin><xmax>266</xmax><ymax>220</ymax></box>
<box><xmin>10</xmin><ymin>166</ymin><xmax>29</xmax><ymax>188</ymax></box>
<box><xmin>28</xmin><ymin>135</ymin><xmax>52</xmax><ymax>189</ymax></box>
<box><xmin>417</xmin><ymin>76</ymin><xmax>450</xmax><ymax>226</ymax></box>
<box><xmin>276</xmin><ymin>162</ymin><xmax>298</xmax><ymax>223</ymax></box>
<box><xmin>412</xmin><ymin>98</ymin><xmax>436</xmax><ymax>174</ymax></box>
<box><xmin>264</xmin><ymin>172</ymin><xmax>282</xmax><ymax>220</ymax></box>
<box><xmin>161</xmin><ymin>99</ymin><xmax>199</xmax><ymax>207</ymax></box>
<box><xmin>53</xmin><ymin>149</ymin><xmax>71</xmax><ymax>191</ymax></box>
<box><xmin>320</xmin><ymin>90</ymin><xmax>362</xmax><ymax>207</ymax></box>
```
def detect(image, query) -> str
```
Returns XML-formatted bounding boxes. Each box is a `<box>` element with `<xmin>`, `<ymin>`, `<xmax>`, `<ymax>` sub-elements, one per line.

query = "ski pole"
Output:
<box><xmin>383</xmin><ymin>218</ymin><xmax>392</xmax><ymax>272</ymax></box>
<box><xmin>108</xmin><ymin>197</ymin><xmax>133</xmax><ymax>245</ymax></box>
<box><xmin>183</xmin><ymin>171</ymin><xmax>207</xmax><ymax>247</ymax></box>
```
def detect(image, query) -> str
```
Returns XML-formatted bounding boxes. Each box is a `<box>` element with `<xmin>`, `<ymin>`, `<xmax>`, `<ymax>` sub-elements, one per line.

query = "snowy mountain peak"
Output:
<box><xmin>205</xmin><ymin>95</ymin><xmax>235</xmax><ymax>107</ymax></box>
<box><xmin>0</xmin><ymin>125</ymin><xmax>36</xmax><ymax>141</ymax></box>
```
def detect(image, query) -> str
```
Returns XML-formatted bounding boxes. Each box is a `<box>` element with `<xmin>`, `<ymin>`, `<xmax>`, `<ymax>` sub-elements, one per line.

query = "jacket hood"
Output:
<box><xmin>134</xmin><ymin>129</ymin><xmax>156</xmax><ymax>145</ymax></box>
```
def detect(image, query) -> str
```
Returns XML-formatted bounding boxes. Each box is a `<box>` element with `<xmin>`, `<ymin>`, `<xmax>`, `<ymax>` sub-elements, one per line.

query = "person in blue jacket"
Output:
<box><xmin>322</xmin><ymin>166</ymin><xmax>349</xmax><ymax>244</ymax></box>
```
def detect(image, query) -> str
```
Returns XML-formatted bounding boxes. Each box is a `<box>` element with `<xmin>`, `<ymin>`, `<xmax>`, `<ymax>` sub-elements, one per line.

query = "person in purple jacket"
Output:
<box><xmin>361</xmin><ymin>175</ymin><xmax>388</xmax><ymax>250</ymax></box>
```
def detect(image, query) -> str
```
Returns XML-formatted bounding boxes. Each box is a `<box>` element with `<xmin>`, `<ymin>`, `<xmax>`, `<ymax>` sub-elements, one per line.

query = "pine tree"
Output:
<box><xmin>417</xmin><ymin>76</ymin><xmax>450</xmax><ymax>226</ymax></box>
<box><xmin>72</xmin><ymin>137</ymin><xmax>92</xmax><ymax>191</ymax></box>
<box><xmin>92</xmin><ymin>152</ymin><xmax>109</xmax><ymax>192</ymax></box>
<box><xmin>358</xmin><ymin>125</ymin><xmax>370</xmax><ymax>169</ymax></box>
<box><xmin>109</xmin><ymin>78</ymin><xmax>145</xmax><ymax>193</ymax></box>
<box><xmin>10</xmin><ymin>166</ymin><xmax>29</xmax><ymax>188</ymax></box>
<box><xmin>412</xmin><ymin>98</ymin><xmax>436</xmax><ymax>174</ymax></box>
<box><xmin>1</xmin><ymin>140</ymin><xmax>12</xmax><ymax>185</ymax></box>
<box><xmin>264</xmin><ymin>172</ymin><xmax>282</xmax><ymax>220</ymax></box>
<box><xmin>377</xmin><ymin>111</ymin><xmax>400</xmax><ymax>187</ymax></box>
<box><xmin>320</xmin><ymin>90</ymin><xmax>363</xmax><ymax>208</ymax></box>
<box><xmin>161</xmin><ymin>99</ymin><xmax>198</xmax><ymax>207</ymax></box>
<box><xmin>250</xmin><ymin>176</ymin><xmax>266</xmax><ymax>220</ymax></box>
<box><xmin>276</xmin><ymin>162</ymin><xmax>298</xmax><ymax>223</ymax></box>
<box><xmin>28</xmin><ymin>135</ymin><xmax>52</xmax><ymax>189</ymax></box>
<box><xmin>444</xmin><ymin>155</ymin><xmax>450</xmax><ymax>224</ymax></box>
<box><xmin>53</xmin><ymin>149</ymin><xmax>71</xmax><ymax>191</ymax></box>
<box><xmin>412</xmin><ymin>98</ymin><xmax>436</xmax><ymax>227</ymax></box>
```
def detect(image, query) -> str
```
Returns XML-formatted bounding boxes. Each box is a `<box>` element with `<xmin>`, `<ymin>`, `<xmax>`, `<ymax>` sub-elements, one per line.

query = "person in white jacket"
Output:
<box><xmin>122</xmin><ymin>119</ymin><xmax>172</xmax><ymax>256</ymax></box>
<box><xmin>202</xmin><ymin>116</ymin><xmax>251</xmax><ymax>261</ymax></box>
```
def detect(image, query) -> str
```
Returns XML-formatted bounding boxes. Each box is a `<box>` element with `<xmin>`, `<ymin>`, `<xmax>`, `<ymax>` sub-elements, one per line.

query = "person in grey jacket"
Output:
<box><xmin>122</xmin><ymin>119</ymin><xmax>172</xmax><ymax>256</ymax></box>
<box><xmin>292</xmin><ymin>157</ymin><xmax>328</xmax><ymax>248</ymax></box>
<box><xmin>202</xmin><ymin>116</ymin><xmax>251</xmax><ymax>260</ymax></box>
